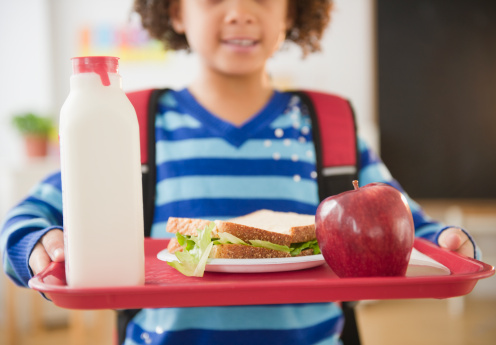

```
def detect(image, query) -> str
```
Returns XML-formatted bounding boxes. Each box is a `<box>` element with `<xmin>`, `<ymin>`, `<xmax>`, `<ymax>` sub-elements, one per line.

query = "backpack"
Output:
<box><xmin>122</xmin><ymin>88</ymin><xmax>361</xmax><ymax>345</ymax></box>
<box><xmin>126</xmin><ymin>88</ymin><xmax>360</xmax><ymax>237</ymax></box>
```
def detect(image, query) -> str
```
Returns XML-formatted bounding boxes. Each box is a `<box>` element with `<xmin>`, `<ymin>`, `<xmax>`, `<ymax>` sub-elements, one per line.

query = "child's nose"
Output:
<box><xmin>224</xmin><ymin>0</ymin><xmax>256</xmax><ymax>25</ymax></box>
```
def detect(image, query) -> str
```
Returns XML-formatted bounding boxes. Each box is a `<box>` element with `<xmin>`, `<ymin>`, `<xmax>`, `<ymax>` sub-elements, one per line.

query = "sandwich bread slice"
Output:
<box><xmin>166</xmin><ymin>209</ymin><xmax>318</xmax><ymax>259</ymax></box>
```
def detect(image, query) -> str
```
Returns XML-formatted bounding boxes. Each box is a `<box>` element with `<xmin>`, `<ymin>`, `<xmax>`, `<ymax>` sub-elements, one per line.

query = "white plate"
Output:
<box><xmin>157</xmin><ymin>248</ymin><xmax>450</xmax><ymax>276</ymax></box>
<box><xmin>157</xmin><ymin>249</ymin><xmax>326</xmax><ymax>273</ymax></box>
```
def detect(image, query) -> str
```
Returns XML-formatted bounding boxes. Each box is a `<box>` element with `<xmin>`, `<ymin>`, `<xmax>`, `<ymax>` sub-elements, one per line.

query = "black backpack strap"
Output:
<box><xmin>341</xmin><ymin>301</ymin><xmax>362</xmax><ymax>345</ymax></box>
<box><xmin>116</xmin><ymin>309</ymin><xmax>141</xmax><ymax>344</ymax></box>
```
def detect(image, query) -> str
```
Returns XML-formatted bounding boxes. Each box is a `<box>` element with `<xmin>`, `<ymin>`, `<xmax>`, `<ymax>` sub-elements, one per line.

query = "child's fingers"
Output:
<box><xmin>438</xmin><ymin>229</ymin><xmax>462</xmax><ymax>251</ymax></box>
<box><xmin>29</xmin><ymin>242</ymin><xmax>52</xmax><ymax>275</ymax></box>
<box><xmin>438</xmin><ymin>227</ymin><xmax>474</xmax><ymax>257</ymax></box>
<box><xmin>456</xmin><ymin>238</ymin><xmax>475</xmax><ymax>258</ymax></box>
<box><xmin>41</xmin><ymin>229</ymin><xmax>65</xmax><ymax>262</ymax></box>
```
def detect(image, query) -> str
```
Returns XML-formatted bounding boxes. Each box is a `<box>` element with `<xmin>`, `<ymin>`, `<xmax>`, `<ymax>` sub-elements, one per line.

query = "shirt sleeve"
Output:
<box><xmin>357</xmin><ymin>138</ymin><xmax>481</xmax><ymax>259</ymax></box>
<box><xmin>1</xmin><ymin>171</ymin><xmax>64</xmax><ymax>287</ymax></box>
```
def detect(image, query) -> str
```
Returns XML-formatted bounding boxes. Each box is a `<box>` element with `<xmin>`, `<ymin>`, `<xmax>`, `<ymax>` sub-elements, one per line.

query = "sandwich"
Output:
<box><xmin>165</xmin><ymin>209</ymin><xmax>320</xmax><ymax>276</ymax></box>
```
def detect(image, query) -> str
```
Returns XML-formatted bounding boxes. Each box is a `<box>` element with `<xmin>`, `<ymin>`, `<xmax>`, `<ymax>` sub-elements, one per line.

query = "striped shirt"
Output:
<box><xmin>150</xmin><ymin>89</ymin><xmax>320</xmax><ymax>237</ymax></box>
<box><xmin>1</xmin><ymin>88</ymin><xmax>479</xmax><ymax>345</ymax></box>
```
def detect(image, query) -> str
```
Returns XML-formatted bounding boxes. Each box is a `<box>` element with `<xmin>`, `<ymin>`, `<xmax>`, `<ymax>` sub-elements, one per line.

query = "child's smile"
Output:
<box><xmin>221</xmin><ymin>38</ymin><xmax>259</xmax><ymax>48</ymax></box>
<box><xmin>221</xmin><ymin>36</ymin><xmax>260</xmax><ymax>54</ymax></box>
<box><xmin>171</xmin><ymin>0</ymin><xmax>291</xmax><ymax>77</ymax></box>
<box><xmin>221</xmin><ymin>38</ymin><xmax>258</xmax><ymax>47</ymax></box>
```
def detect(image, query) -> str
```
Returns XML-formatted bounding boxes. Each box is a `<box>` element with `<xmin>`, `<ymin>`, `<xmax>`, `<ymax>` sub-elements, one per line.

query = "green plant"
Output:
<box><xmin>11</xmin><ymin>112</ymin><xmax>54</xmax><ymax>137</ymax></box>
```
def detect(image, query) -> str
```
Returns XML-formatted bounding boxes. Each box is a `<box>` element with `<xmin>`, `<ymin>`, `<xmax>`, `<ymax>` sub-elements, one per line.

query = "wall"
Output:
<box><xmin>0</xmin><ymin>0</ymin><xmax>53</xmax><ymax>164</ymax></box>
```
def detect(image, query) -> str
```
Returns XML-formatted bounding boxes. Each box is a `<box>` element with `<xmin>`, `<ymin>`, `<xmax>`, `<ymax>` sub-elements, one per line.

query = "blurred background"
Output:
<box><xmin>0</xmin><ymin>0</ymin><xmax>494</xmax><ymax>344</ymax></box>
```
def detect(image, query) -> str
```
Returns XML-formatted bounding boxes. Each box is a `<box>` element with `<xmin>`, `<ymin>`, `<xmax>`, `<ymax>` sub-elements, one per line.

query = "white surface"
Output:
<box><xmin>0</xmin><ymin>0</ymin><xmax>54</xmax><ymax>164</ymax></box>
<box><xmin>157</xmin><ymin>249</ymin><xmax>326</xmax><ymax>273</ymax></box>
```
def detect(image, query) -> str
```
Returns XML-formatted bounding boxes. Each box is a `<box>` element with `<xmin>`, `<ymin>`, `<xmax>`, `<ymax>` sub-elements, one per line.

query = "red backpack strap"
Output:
<box><xmin>305</xmin><ymin>90</ymin><xmax>357</xmax><ymax>168</ymax></box>
<box><xmin>294</xmin><ymin>90</ymin><xmax>359</xmax><ymax>200</ymax></box>
<box><xmin>126</xmin><ymin>88</ymin><xmax>169</xmax><ymax>240</ymax></box>
<box><xmin>126</xmin><ymin>89</ymin><xmax>155</xmax><ymax>165</ymax></box>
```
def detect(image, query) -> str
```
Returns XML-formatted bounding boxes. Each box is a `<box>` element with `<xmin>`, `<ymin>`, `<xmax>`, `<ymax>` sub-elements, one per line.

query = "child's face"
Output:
<box><xmin>171</xmin><ymin>0</ymin><xmax>292</xmax><ymax>77</ymax></box>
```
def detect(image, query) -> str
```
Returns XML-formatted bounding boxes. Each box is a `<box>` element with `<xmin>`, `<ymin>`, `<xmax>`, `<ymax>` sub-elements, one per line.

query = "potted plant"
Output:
<box><xmin>11</xmin><ymin>112</ymin><xmax>55</xmax><ymax>158</ymax></box>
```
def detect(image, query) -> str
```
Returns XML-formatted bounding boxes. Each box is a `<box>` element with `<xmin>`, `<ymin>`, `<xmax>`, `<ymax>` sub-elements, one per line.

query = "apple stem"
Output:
<box><xmin>352</xmin><ymin>180</ymin><xmax>359</xmax><ymax>190</ymax></box>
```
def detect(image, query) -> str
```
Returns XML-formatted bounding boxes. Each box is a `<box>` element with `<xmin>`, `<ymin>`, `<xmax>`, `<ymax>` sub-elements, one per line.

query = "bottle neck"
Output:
<box><xmin>70</xmin><ymin>73</ymin><xmax>122</xmax><ymax>91</ymax></box>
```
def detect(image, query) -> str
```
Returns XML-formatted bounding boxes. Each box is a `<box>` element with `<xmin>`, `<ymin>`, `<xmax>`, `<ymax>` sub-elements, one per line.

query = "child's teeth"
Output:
<box><xmin>228</xmin><ymin>39</ymin><xmax>254</xmax><ymax>46</ymax></box>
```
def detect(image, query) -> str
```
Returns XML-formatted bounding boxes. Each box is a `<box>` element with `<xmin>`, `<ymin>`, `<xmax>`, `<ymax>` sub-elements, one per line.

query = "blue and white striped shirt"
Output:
<box><xmin>1</xmin><ymin>88</ymin><xmax>476</xmax><ymax>345</ymax></box>
<box><xmin>151</xmin><ymin>89</ymin><xmax>320</xmax><ymax>237</ymax></box>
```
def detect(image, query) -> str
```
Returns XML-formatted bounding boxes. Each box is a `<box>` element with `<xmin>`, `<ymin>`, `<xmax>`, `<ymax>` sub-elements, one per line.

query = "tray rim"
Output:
<box><xmin>28</xmin><ymin>238</ymin><xmax>495</xmax><ymax>309</ymax></box>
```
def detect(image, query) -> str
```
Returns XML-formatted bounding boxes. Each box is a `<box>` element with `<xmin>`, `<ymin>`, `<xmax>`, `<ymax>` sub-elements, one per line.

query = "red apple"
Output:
<box><xmin>316</xmin><ymin>180</ymin><xmax>415</xmax><ymax>277</ymax></box>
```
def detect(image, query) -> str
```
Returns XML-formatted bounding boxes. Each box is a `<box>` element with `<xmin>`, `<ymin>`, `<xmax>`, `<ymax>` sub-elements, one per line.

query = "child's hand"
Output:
<box><xmin>29</xmin><ymin>229</ymin><xmax>65</xmax><ymax>275</ymax></box>
<box><xmin>437</xmin><ymin>227</ymin><xmax>475</xmax><ymax>258</ymax></box>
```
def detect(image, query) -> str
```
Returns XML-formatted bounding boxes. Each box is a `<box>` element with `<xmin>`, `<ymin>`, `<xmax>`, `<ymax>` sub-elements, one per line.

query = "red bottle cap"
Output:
<box><xmin>71</xmin><ymin>56</ymin><xmax>119</xmax><ymax>86</ymax></box>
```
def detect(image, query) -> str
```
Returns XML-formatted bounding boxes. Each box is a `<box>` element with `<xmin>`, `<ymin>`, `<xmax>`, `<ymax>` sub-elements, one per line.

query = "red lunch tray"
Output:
<box><xmin>29</xmin><ymin>238</ymin><xmax>494</xmax><ymax>310</ymax></box>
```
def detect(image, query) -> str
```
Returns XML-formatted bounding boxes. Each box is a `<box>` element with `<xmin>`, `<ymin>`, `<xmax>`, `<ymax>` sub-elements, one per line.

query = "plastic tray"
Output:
<box><xmin>29</xmin><ymin>238</ymin><xmax>494</xmax><ymax>310</ymax></box>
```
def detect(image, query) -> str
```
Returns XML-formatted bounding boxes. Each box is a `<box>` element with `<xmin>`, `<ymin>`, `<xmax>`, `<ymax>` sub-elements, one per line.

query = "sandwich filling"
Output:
<box><xmin>168</xmin><ymin>222</ymin><xmax>321</xmax><ymax>277</ymax></box>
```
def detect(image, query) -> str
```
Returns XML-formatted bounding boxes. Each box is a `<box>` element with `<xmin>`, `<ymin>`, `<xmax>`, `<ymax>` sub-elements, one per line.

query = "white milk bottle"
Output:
<box><xmin>59</xmin><ymin>56</ymin><xmax>145</xmax><ymax>287</ymax></box>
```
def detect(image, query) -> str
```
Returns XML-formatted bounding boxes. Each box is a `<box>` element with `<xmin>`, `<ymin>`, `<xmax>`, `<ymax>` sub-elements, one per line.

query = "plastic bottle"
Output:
<box><xmin>59</xmin><ymin>56</ymin><xmax>145</xmax><ymax>287</ymax></box>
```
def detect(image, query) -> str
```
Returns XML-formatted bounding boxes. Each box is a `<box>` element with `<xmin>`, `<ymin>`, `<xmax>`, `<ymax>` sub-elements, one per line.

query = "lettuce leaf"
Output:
<box><xmin>213</xmin><ymin>232</ymin><xmax>248</xmax><ymax>245</ymax></box>
<box><xmin>249</xmin><ymin>239</ymin><xmax>321</xmax><ymax>256</ymax></box>
<box><xmin>249</xmin><ymin>240</ymin><xmax>291</xmax><ymax>253</ymax></box>
<box><xmin>176</xmin><ymin>232</ymin><xmax>195</xmax><ymax>250</ymax></box>
<box><xmin>167</xmin><ymin>222</ymin><xmax>215</xmax><ymax>277</ymax></box>
<box><xmin>290</xmin><ymin>239</ymin><xmax>321</xmax><ymax>256</ymax></box>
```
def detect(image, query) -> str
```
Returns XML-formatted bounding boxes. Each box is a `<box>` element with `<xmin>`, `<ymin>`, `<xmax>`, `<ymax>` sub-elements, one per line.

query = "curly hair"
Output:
<box><xmin>133</xmin><ymin>0</ymin><xmax>333</xmax><ymax>56</ymax></box>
